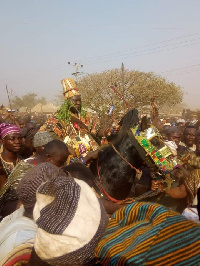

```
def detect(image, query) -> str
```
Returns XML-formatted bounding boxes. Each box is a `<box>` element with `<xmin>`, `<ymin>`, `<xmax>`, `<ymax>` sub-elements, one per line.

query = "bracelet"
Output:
<box><xmin>80</xmin><ymin>157</ymin><xmax>87</xmax><ymax>165</ymax></box>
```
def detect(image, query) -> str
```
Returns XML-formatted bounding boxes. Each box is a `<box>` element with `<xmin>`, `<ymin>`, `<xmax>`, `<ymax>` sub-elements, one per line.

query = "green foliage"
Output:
<box><xmin>57</xmin><ymin>99</ymin><xmax>87</xmax><ymax>123</ymax></box>
<box><xmin>80</xmin><ymin>104</ymin><xmax>86</xmax><ymax>118</ymax></box>
<box><xmin>57</xmin><ymin>99</ymin><xmax>73</xmax><ymax>123</ymax></box>
<box><xmin>12</xmin><ymin>93</ymin><xmax>47</xmax><ymax>111</ymax></box>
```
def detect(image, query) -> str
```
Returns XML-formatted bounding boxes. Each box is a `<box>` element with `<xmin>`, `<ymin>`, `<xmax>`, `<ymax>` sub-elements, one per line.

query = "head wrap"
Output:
<box><xmin>33</xmin><ymin>131</ymin><xmax>54</xmax><ymax>148</ymax></box>
<box><xmin>32</xmin><ymin>175</ymin><xmax>108</xmax><ymax>265</ymax></box>
<box><xmin>61</xmin><ymin>78</ymin><xmax>81</xmax><ymax>99</ymax></box>
<box><xmin>17</xmin><ymin>162</ymin><xmax>66</xmax><ymax>209</ymax></box>
<box><xmin>0</xmin><ymin>123</ymin><xmax>20</xmax><ymax>139</ymax></box>
<box><xmin>95</xmin><ymin>202</ymin><xmax>200</xmax><ymax>265</ymax></box>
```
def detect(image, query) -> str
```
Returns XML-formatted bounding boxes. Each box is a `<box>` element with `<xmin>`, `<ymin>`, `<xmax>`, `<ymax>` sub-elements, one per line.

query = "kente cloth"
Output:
<box><xmin>17</xmin><ymin>162</ymin><xmax>66</xmax><ymax>209</ymax></box>
<box><xmin>0</xmin><ymin>160</ymin><xmax>34</xmax><ymax>213</ymax></box>
<box><xmin>0</xmin><ymin>123</ymin><xmax>20</xmax><ymax>139</ymax></box>
<box><xmin>0</xmin><ymin>239</ymin><xmax>34</xmax><ymax>266</ymax></box>
<box><xmin>185</xmin><ymin>152</ymin><xmax>200</xmax><ymax>169</ymax></box>
<box><xmin>32</xmin><ymin>175</ymin><xmax>109</xmax><ymax>265</ymax></box>
<box><xmin>95</xmin><ymin>202</ymin><xmax>200</xmax><ymax>266</ymax></box>
<box><xmin>40</xmin><ymin>112</ymin><xmax>100</xmax><ymax>158</ymax></box>
<box><xmin>0</xmin><ymin>207</ymin><xmax>37</xmax><ymax>264</ymax></box>
<box><xmin>184</xmin><ymin>169</ymin><xmax>200</xmax><ymax>203</ymax></box>
<box><xmin>33</xmin><ymin>131</ymin><xmax>54</xmax><ymax>148</ymax></box>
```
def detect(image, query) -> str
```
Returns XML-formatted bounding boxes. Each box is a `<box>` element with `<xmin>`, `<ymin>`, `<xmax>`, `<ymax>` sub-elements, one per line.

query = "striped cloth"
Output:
<box><xmin>0</xmin><ymin>123</ymin><xmax>20</xmax><ymax>139</ymax></box>
<box><xmin>184</xmin><ymin>169</ymin><xmax>200</xmax><ymax>202</ymax></box>
<box><xmin>95</xmin><ymin>202</ymin><xmax>200</xmax><ymax>265</ymax></box>
<box><xmin>0</xmin><ymin>160</ymin><xmax>34</xmax><ymax>199</ymax></box>
<box><xmin>32</xmin><ymin>174</ymin><xmax>109</xmax><ymax>265</ymax></box>
<box><xmin>0</xmin><ymin>239</ymin><xmax>34</xmax><ymax>265</ymax></box>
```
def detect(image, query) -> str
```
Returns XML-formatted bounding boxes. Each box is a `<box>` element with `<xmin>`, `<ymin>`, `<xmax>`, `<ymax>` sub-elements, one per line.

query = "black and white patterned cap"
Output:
<box><xmin>33</xmin><ymin>174</ymin><xmax>109</xmax><ymax>265</ymax></box>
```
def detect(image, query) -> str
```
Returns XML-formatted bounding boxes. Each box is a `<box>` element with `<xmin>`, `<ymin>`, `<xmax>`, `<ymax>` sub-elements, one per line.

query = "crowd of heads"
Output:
<box><xmin>0</xmin><ymin>108</ymin><xmax>200</xmax><ymax>264</ymax></box>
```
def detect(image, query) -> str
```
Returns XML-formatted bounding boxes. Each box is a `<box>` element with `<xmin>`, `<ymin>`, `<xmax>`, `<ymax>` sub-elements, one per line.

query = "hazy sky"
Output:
<box><xmin>1</xmin><ymin>0</ymin><xmax>200</xmax><ymax>108</ymax></box>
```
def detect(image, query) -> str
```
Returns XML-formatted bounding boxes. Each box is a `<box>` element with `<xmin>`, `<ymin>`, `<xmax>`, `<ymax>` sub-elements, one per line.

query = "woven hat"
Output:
<box><xmin>17</xmin><ymin>162</ymin><xmax>66</xmax><ymax>209</ymax></box>
<box><xmin>33</xmin><ymin>131</ymin><xmax>54</xmax><ymax>148</ymax></box>
<box><xmin>33</xmin><ymin>175</ymin><xmax>108</xmax><ymax>265</ymax></box>
<box><xmin>61</xmin><ymin>78</ymin><xmax>81</xmax><ymax>99</ymax></box>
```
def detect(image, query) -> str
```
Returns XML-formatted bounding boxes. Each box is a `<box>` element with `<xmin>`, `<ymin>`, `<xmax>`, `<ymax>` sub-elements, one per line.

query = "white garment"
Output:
<box><xmin>164</xmin><ymin>140</ymin><xmax>178</xmax><ymax>156</ymax></box>
<box><xmin>0</xmin><ymin>206</ymin><xmax>37</xmax><ymax>262</ymax></box>
<box><xmin>182</xmin><ymin>208</ymin><xmax>200</xmax><ymax>224</ymax></box>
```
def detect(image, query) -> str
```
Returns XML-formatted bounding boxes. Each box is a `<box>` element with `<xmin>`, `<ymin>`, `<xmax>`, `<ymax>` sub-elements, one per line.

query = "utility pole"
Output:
<box><xmin>121</xmin><ymin>63</ymin><xmax>125</xmax><ymax>114</ymax></box>
<box><xmin>68</xmin><ymin>62</ymin><xmax>83</xmax><ymax>82</ymax></box>
<box><xmin>6</xmin><ymin>84</ymin><xmax>12</xmax><ymax>109</ymax></box>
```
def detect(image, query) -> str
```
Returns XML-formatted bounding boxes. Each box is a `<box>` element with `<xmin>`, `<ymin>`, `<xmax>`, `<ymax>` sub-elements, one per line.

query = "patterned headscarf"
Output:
<box><xmin>0</xmin><ymin>123</ymin><xmax>20</xmax><ymax>139</ymax></box>
<box><xmin>17</xmin><ymin>162</ymin><xmax>66</xmax><ymax>209</ymax></box>
<box><xmin>32</xmin><ymin>175</ymin><xmax>108</xmax><ymax>265</ymax></box>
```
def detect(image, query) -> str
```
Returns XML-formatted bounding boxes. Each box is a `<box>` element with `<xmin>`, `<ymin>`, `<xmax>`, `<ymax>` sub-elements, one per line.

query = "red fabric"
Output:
<box><xmin>5</xmin><ymin>253</ymin><xmax>31</xmax><ymax>266</ymax></box>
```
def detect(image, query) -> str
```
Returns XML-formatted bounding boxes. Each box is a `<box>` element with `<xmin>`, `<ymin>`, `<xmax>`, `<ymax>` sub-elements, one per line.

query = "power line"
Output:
<box><xmin>163</xmin><ymin>68</ymin><xmax>200</xmax><ymax>76</ymax></box>
<box><xmin>80</xmin><ymin>39</ymin><xmax>200</xmax><ymax>65</ymax></box>
<box><xmin>160</xmin><ymin>63</ymin><xmax>200</xmax><ymax>73</ymax></box>
<box><xmin>74</xmin><ymin>32</ymin><xmax>200</xmax><ymax>62</ymax></box>
<box><xmin>1</xmin><ymin>33</ymin><xmax>200</xmax><ymax>83</ymax></box>
<box><xmin>68</xmin><ymin>62</ymin><xmax>84</xmax><ymax>82</ymax></box>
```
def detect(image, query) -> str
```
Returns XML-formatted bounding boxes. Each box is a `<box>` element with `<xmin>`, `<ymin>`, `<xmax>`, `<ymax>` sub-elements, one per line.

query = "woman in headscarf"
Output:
<box><xmin>0</xmin><ymin>123</ymin><xmax>21</xmax><ymax>186</ymax></box>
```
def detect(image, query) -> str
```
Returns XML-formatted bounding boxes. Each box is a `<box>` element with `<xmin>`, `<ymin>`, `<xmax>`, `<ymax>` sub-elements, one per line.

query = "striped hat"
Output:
<box><xmin>95</xmin><ymin>202</ymin><xmax>200</xmax><ymax>265</ymax></box>
<box><xmin>17</xmin><ymin>162</ymin><xmax>65</xmax><ymax>209</ymax></box>
<box><xmin>33</xmin><ymin>174</ymin><xmax>108</xmax><ymax>265</ymax></box>
<box><xmin>0</xmin><ymin>123</ymin><xmax>20</xmax><ymax>139</ymax></box>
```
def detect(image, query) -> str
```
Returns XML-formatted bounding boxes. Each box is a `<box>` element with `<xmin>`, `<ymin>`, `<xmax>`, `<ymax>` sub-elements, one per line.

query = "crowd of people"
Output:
<box><xmin>0</xmin><ymin>78</ymin><xmax>200</xmax><ymax>265</ymax></box>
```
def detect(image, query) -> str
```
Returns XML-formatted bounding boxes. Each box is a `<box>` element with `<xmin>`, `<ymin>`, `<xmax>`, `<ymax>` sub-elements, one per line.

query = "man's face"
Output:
<box><xmin>19</xmin><ymin>122</ymin><xmax>26</xmax><ymax>129</ymax></box>
<box><xmin>3</xmin><ymin>133</ymin><xmax>22</xmax><ymax>153</ymax></box>
<box><xmin>48</xmin><ymin>151</ymin><xmax>69</xmax><ymax>168</ymax></box>
<box><xmin>184</xmin><ymin>128</ymin><xmax>196</xmax><ymax>147</ymax></box>
<box><xmin>168</xmin><ymin>132</ymin><xmax>181</xmax><ymax>146</ymax></box>
<box><xmin>196</xmin><ymin>136</ymin><xmax>200</xmax><ymax>156</ymax></box>
<box><xmin>69</xmin><ymin>95</ymin><xmax>82</xmax><ymax>113</ymax></box>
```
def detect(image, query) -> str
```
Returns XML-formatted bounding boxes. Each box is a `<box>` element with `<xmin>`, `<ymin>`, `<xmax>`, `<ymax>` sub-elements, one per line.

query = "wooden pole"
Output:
<box><xmin>121</xmin><ymin>63</ymin><xmax>125</xmax><ymax>114</ymax></box>
<box><xmin>6</xmin><ymin>84</ymin><xmax>12</xmax><ymax>109</ymax></box>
